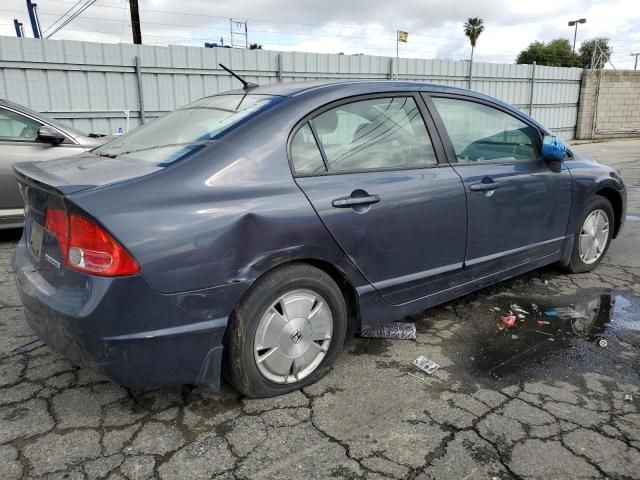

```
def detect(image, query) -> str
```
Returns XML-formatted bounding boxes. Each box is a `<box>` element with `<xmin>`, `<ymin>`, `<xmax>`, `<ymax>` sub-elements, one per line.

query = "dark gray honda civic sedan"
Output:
<box><xmin>12</xmin><ymin>80</ymin><xmax>626</xmax><ymax>397</ymax></box>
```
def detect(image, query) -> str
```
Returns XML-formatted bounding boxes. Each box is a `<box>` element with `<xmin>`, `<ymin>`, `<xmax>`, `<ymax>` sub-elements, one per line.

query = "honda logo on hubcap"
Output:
<box><xmin>291</xmin><ymin>330</ymin><xmax>303</xmax><ymax>344</ymax></box>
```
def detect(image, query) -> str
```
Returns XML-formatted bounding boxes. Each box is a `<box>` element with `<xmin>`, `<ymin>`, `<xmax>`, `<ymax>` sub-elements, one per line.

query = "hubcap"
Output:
<box><xmin>579</xmin><ymin>209</ymin><xmax>609</xmax><ymax>265</ymax></box>
<box><xmin>253</xmin><ymin>289</ymin><xmax>333</xmax><ymax>384</ymax></box>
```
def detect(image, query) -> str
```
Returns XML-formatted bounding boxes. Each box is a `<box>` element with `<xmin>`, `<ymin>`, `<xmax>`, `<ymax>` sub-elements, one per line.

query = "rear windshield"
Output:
<box><xmin>92</xmin><ymin>94</ymin><xmax>278</xmax><ymax>165</ymax></box>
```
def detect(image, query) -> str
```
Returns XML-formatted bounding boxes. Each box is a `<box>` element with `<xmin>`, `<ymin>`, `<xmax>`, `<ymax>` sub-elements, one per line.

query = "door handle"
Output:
<box><xmin>469</xmin><ymin>181</ymin><xmax>501</xmax><ymax>192</ymax></box>
<box><xmin>332</xmin><ymin>194</ymin><xmax>380</xmax><ymax>208</ymax></box>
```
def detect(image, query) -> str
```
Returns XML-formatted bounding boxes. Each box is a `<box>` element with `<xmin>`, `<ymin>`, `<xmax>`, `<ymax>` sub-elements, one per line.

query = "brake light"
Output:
<box><xmin>44</xmin><ymin>208</ymin><xmax>139</xmax><ymax>276</ymax></box>
<box><xmin>45</xmin><ymin>208</ymin><xmax>69</xmax><ymax>257</ymax></box>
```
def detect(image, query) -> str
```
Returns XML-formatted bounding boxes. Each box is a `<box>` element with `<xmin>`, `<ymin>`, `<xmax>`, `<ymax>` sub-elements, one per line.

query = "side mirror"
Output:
<box><xmin>36</xmin><ymin>125</ymin><xmax>65</xmax><ymax>145</ymax></box>
<box><xmin>541</xmin><ymin>135</ymin><xmax>566</xmax><ymax>161</ymax></box>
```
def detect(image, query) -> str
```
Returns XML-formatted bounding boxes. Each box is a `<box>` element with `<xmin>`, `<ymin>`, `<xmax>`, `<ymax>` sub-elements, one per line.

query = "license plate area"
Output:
<box><xmin>29</xmin><ymin>220</ymin><xmax>45</xmax><ymax>258</ymax></box>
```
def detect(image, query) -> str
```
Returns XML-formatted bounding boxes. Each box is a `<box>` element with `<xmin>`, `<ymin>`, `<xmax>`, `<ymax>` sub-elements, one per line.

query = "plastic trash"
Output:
<box><xmin>501</xmin><ymin>315</ymin><xmax>517</xmax><ymax>328</ymax></box>
<box><xmin>531</xmin><ymin>303</ymin><xmax>539</xmax><ymax>312</ymax></box>
<box><xmin>554</xmin><ymin>307</ymin><xmax>586</xmax><ymax>319</ymax></box>
<box><xmin>517</xmin><ymin>314</ymin><xmax>526</xmax><ymax>319</ymax></box>
<box><xmin>624</xmin><ymin>394</ymin><xmax>634</xmax><ymax>402</ymax></box>
<box><xmin>413</xmin><ymin>355</ymin><xmax>440</xmax><ymax>375</ymax></box>
<box><xmin>544</xmin><ymin>310</ymin><xmax>558</xmax><ymax>317</ymax></box>
<box><xmin>510</xmin><ymin>304</ymin><xmax>530</xmax><ymax>315</ymax></box>
<box><xmin>360</xmin><ymin>322</ymin><xmax>416</xmax><ymax>340</ymax></box>
<box><xmin>491</xmin><ymin>306</ymin><xmax>501</xmax><ymax>312</ymax></box>
<box><xmin>597</xmin><ymin>338</ymin><xmax>608</xmax><ymax>348</ymax></box>
<box><xmin>537</xmin><ymin>320</ymin><xmax>550</xmax><ymax>326</ymax></box>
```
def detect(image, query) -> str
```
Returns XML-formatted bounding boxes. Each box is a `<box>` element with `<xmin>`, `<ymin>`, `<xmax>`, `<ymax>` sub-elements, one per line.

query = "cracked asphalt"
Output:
<box><xmin>1</xmin><ymin>139</ymin><xmax>639</xmax><ymax>480</ymax></box>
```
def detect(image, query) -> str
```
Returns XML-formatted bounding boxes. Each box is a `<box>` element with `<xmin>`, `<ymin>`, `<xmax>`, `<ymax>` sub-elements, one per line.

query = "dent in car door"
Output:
<box><xmin>426</xmin><ymin>94</ymin><xmax>572</xmax><ymax>278</ymax></box>
<box><xmin>290</xmin><ymin>94</ymin><xmax>468</xmax><ymax>305</ymax></box>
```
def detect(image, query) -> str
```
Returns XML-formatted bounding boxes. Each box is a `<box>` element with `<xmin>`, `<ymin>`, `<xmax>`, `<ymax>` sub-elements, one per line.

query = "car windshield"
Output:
<box><xmin>92</xmin><ymin>94</ymin><xmax>277</xmax><ymax>165</ymax></box>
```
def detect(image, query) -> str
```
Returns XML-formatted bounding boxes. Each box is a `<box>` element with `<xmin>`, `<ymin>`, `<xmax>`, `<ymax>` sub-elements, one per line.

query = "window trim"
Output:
<box><xmin>287</xmin><ymin>92</ymin><xmax>449</xmax><ymax>177</ymax></box>
<box><xmin>422</xmin><ymin>92</ymin><xmax>546</xmax><ymax>167</ymax></box>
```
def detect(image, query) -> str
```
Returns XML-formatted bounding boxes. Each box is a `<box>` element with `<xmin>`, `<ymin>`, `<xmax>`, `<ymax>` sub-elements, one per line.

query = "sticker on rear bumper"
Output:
<box><xmin>45</xmin><ymin>254</ymin><xmax>61</xmax><ymax>270</ymax></box>
<box><xmin>29</xmin><ymin>220</ymin><xmax>44</xmax><ymax>258</ymax></box>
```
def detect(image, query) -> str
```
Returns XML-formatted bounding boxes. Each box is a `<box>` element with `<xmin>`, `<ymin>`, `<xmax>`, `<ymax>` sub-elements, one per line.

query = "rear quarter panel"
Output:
<box><xmin>68</xmin><ymin>98</ymin><xmax>370</xmax><ymax>295</ymax></box>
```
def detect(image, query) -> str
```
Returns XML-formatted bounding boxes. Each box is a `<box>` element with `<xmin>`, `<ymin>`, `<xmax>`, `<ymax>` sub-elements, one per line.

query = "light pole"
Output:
<box><xmin>568</xmin><ymin>18</ymin><xmax>586</xmax><ymax>54</ymax></box>
<box><xmin>632</xmin><ymin>53</ymin><xmax>640</xmax><ymax>70</ymax></box>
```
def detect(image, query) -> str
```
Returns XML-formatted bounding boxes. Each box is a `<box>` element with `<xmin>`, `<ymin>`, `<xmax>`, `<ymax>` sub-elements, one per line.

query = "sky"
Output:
<box><xmin>1</xmin><ymin>0</ymin><xmax>639</xmax><ymax>68</ymax></box>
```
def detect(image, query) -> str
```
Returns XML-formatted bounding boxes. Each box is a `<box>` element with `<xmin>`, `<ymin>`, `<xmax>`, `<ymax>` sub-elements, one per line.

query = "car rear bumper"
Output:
<box><xmin>12</xmin><ymin>239</ymin><xmax>248</xmax><ymax>390</ymax></box>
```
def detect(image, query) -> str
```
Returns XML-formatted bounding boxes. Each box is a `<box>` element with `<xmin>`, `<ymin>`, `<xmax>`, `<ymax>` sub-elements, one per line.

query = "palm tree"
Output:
<box><xmin>463</xmin><ymin>17</ymin><xmax>485</xmax><ymax>64</ymax></box>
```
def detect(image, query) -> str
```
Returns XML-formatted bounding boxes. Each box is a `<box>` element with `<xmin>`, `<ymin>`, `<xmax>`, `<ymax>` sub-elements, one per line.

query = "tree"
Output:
<box><xmin>463</xmin><ymin>17</ymin><xmax>484</xmax><ymax>64</ymax></box>
<box><xmin>516</xmin><ymin>38</ymin><xmax>579</xmax><ymax>67</ymax></box>
<box><xmin>578</xmin><ymin>38</ymin><xmax>612</xmax><ymax>69</ymax></box>
<box><xmin>249</xmin><ymin>43</ymin><xmax>262</xmax><ymax>50</ymax></box>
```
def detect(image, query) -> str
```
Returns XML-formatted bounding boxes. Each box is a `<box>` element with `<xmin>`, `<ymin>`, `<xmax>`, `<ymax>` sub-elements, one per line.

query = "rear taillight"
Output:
<box><xmin>44</xmin><ymin>208</ymin><xmax>139</xmax><ymax>276</ymax></box>
<box><xmin>45</xmin><ymin>208</ymin><xmax>69</xmax><ymax>257</ymax></box>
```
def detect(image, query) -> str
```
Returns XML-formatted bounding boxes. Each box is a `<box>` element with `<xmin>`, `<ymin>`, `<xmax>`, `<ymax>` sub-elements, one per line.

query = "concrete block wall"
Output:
<box><xmin>576</xmin><ymin>70</ymin><xmax>640</xmax><ymax>140</ymax></box>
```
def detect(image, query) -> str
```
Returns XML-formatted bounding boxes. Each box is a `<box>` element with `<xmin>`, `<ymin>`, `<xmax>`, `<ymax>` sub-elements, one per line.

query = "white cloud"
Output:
<box><xmin>1</xmin><ymin>0</ymin><xmax>638</xmax><ymax>67</ymax></box>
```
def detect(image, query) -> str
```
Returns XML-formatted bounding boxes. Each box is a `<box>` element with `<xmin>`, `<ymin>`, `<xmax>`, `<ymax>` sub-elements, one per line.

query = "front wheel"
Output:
<box><xmin>224</xmin><ymin>263</ymin><xmax>347</xmax><ymax>398</ymax></box>
<box><xmin>566</xmin><ymin>196</ymin><xmax>614</xmax><ymax>273</ymax></box>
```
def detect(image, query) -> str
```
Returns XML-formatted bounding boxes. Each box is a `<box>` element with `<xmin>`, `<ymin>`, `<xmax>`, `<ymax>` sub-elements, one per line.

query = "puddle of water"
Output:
<box><xmin>626</xmin><ymin>213</ymin><xmax>640</xmax><ymax>222</ymax></box>
<box><xmin>468</xmin><ymin>290</ymin><xmax>640</xmax><ymax>381</ymax></box>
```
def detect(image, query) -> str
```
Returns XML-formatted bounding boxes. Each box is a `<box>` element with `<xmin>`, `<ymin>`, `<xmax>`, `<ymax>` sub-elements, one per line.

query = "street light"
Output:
<box><xmin>568</xmin><ymin>18</ymin><xmax>587</xmax><ymax>54</ymax></box>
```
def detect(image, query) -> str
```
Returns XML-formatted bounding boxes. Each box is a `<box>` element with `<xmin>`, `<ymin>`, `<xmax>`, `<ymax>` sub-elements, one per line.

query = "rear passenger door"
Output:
<box><xmin>290</xmin><ymin>94</ymin><xmax>468</xmax><ymax>305</ymax></box>
<box><xmin>424</xmin><ymin>94</ymin><xmax>572</xmax><ymax>279</ymax></box>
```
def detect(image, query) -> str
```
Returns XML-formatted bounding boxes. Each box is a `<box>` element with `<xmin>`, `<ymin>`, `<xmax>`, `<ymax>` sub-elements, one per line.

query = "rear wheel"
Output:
<box><xmin>566</xmin><ymin>196</ymin><xmax>614</xmax><ymax>273</ymax></box>
<box><xmin>224</xmin><ymin>263</ymin><xmax>347</xmax><ymax>398</ymax></box>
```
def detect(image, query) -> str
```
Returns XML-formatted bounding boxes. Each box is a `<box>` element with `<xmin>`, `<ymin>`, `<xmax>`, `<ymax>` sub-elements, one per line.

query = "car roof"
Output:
<box><xmin>221</xmin><ymin>79</ymin><xmax>478</xmax><ymax>99</ymax></box>
<box><xmin>218</xmin><ymin>80</ymin><xmax>546</xmax><ymax>132</ymax></box>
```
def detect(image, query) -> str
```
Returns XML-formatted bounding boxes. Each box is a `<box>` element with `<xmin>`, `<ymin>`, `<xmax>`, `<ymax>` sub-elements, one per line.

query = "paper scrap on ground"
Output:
<box><xmin>413</xmin><ymin>355</ymin><xmax>441</xmax><ymax>375</ymax></box>
<box><xmin>360</xmin><ymin>322</ymin><xmax>416</xmax><ymax>340</ymax></box>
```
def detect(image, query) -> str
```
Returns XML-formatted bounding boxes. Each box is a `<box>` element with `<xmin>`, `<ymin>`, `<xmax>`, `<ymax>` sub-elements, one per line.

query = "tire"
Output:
<box><xmin>565</xmin><ymin>196</ymin><xmax>614</xmax><ymax>273</ymax></box>
<box><xmin>223</xmin><ymin>263</ymin><xmax>347</xmax><ymax>398</ymax></box>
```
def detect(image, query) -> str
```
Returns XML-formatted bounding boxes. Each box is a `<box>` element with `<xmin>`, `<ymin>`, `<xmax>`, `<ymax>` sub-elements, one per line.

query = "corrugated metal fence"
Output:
<box><xmin>0</xmin><ymin>37</ymin><xmax>583</xmax><ymax>139</ymax></box>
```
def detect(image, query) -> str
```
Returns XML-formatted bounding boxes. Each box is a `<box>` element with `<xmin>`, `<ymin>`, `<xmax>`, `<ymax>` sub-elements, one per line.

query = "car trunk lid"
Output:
<box><xmin>13</xmin><ymin>155</ymin><xmax>160</xmax><ymax>276</ymax></box>
<box><xmin>13</xmin><ymin>153</ymin><xmax>163</xmax><ymax>195</ymax></box>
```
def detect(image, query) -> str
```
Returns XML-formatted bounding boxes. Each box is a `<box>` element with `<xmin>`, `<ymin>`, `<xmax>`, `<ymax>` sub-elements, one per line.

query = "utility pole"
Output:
<box><xmin>632</xmin><ymin>53</ymin><xmax>640</xmax><ymax>70</ymax></box>
<box><xmin>129</xmin><ymin>0</ymin><xmax>142</xmax><ymax>45</ymax></box>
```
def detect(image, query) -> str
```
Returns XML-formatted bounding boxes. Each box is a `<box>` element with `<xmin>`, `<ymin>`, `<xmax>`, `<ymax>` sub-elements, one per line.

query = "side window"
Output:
<box><xmin>290</xmin><ymin>123</ymin><xmax>327</xmax><ymax>174</ymax></box>
<box><xmin>310</xmin><ymin>97</ymin><xmax>437</xmax><ymax>172</ymax></box>
<box><xmin>431</xmin><ymin>97</ymin><xmax>539</xmax><ymax>163</ymax></box>
<box><xmin>0</xmin><ymin>109</ymin><xmax>42</xmax><ymax>141</ymax></box>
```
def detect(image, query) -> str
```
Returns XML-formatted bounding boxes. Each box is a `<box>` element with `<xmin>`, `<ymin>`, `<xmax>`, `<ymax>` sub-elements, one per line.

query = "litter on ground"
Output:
<box><xmin>510</xmin><ymin>304</ymin><xmax>530</xmax><ymax>315</ymax></box>
<box><xmin>360</xmin><ymin>322</ymin><xmax>416</xmax><ymax>340</ymax></box>
<box><xmin>501</xmin><ymin>315</ymin><xmax>517</xmax><ymax>328</ymax></box>
<box><xmin>413</xmin><ymin>355</ymin><xmax>441</xmax><ymax>375</ymax></box>
<box><xmin>554</xmin><ymin>307</ymin><xmax>587</xmax><ymax>319</ymax></box>
<box><xmin>625</xmin><ymin>394</ymin><xmax>634</xmax><ymax>402</ymax></box>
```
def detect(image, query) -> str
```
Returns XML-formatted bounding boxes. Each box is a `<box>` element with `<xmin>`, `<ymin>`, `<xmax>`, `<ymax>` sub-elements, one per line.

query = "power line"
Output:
<box><xmin>43</xmin><ymin>0</ymin><xmax>98</xmax><ymax>38</ymax></box>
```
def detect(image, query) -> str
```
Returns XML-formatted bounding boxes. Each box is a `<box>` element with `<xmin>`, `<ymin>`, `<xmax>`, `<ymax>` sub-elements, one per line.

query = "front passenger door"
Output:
<box><xmin>0</xmin><ymin>108</ymin><xmax>78</xmax><ymax>214</ymax></box>
<box><xmin>426</xmin><ymin>95</ymin><xmax>572</xmax><ymax>279</ymax></box>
